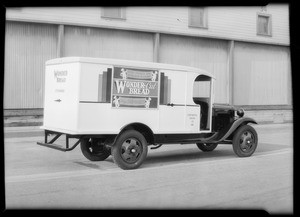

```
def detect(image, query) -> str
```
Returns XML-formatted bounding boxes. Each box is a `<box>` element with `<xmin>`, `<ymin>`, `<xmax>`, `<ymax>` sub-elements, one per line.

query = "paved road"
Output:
<box><xmin>4</xmin><ymin>123</ymin><xmax>293</xmax><ymax>213</ymax></box>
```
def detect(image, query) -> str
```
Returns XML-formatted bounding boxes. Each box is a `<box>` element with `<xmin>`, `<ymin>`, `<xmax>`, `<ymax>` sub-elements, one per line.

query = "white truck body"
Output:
<box><xmin>38</xmin><ymin>57</ymin><xmax>258</xmax><ymax>170</ymax></box>
<box><xmin>42</xmin><ymin>57</ymin><xmax>214</xmax><ymax>135</ymax></box>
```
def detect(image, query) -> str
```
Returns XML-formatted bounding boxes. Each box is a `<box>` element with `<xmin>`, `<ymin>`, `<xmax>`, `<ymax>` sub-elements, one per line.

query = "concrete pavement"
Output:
<box><xmin>4</xmin><ymin>122</ymin><xmax>293</xmax><ymax>213</ymax></box>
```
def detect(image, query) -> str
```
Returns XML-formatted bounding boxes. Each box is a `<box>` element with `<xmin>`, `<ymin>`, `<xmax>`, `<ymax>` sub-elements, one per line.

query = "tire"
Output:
<box><xmin>232</xmin><ymin>124</ymin><xmax>258</xmax><ymax>157</ymax></box>
<box><xmin>80</xmin><ymin>138</ymin><xmax>111</xmax><ymax>161</ymax></box>
<box><xmin>196</xmin><ymin>143</ymin><xmax>218</xmax><ymax>152</ymax></box>
<box><xmin>111</xmin><ymin>130</ymin><xmax>148</xmax><ymax>170</ymax></box>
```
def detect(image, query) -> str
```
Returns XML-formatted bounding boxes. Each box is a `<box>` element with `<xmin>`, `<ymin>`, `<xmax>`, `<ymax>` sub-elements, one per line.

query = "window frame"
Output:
<box><xmin>256</xmin><ymin>12</ymin><xmax>272</xmax><ymax>37</ymax></box>
<box><xmin>188</xmin><ymin>7</ymin><xmax>208</xmax><ymax>29</ymax></box>
<box><xmin>101</xmin><ymin>7</ymin><xmax>126</xmax><ymax>20</ymax></box>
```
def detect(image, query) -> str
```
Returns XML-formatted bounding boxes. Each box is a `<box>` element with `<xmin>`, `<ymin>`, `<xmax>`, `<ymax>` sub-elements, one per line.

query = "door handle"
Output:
<box><xmin>167</xmin><ymin>103</ymin><xmax>174</xmax><ymax>107</ymax></box>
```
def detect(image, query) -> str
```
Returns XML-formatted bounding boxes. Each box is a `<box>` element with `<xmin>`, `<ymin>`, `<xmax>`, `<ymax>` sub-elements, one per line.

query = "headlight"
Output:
<box><xmin>236</xmin><ymin>108</ymin><xmax>244</xmax><ymax>117</ymax></box>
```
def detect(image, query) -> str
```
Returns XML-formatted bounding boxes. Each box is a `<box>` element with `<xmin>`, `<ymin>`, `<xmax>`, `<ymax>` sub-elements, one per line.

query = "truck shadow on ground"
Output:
<box><xmin>144</xmin><ymin>146</ymin><xmax>235</xmax><ymax>166</ymax></box>
<box><xmin>144</xmin><ymin>142</ymin><xmax>289</xmax><ymax>167</ymax></box>
<box><xmin>73</xmin><ymin>161</ymin><xmax>103</xmax><ymax>169</ymax></box>
<box><xmin>144</xmin><ymin>142</ymin><xmax>290</xmax><ymax>168</ymax></box>
<box><xmin>72</xmin><ymin>142</ymin><xmax>289</xmax><ymax>170</ymax></box>
<box><xmin>72</xmin><ymin>149</ymin><xmax>235</xmax><ymax>170</ymax></box>
<box><xmin>72</xmin><ymin>150</ymin><xmax>224</xmax><ymax>170</ymax></box>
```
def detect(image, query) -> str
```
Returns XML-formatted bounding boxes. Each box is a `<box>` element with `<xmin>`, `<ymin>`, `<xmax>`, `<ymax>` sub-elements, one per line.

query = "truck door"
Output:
<box><xmin>158</xmin><ymin>70</ymin><xmax>187</xmax><ymax>133</ymax></box>
<box><xmin>43</xmin><ymin>62</ymin><xmax>81</xmax><ymax>131</ymax></box>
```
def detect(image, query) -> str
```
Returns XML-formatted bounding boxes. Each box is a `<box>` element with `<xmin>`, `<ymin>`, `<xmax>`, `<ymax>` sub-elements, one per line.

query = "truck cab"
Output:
<box><xmin>38</xmin><ymin>57</ymin><xmax>258</xmax><ymax>170</ymax></box>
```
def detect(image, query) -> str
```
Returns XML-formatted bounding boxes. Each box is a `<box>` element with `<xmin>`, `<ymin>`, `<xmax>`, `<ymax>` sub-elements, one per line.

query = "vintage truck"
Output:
<box><xmin>37</xmin><ymin>57</ymin><xmax>258</xmax><ymax>170</ymax></box>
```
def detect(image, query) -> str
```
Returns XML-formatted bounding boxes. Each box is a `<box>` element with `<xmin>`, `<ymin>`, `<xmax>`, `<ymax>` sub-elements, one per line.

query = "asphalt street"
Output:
<box><xmin>4</xmin><ymin>123</ymin><xmax>293</xmax><ymax>213</ymax></box>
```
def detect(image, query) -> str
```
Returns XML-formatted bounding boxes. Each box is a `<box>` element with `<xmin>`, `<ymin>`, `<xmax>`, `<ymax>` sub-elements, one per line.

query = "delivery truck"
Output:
<box><xmin>37</xmin><ymin>57</ymin><xmax>258</xmax><ymax>170</ymax></box>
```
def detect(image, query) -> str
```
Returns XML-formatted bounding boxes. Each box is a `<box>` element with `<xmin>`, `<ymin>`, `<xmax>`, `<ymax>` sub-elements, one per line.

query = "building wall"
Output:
<box><xmin>233</xmin><ymin>42</ymin><xmax>292</xmax><ymax>106</ymax></box>
<box><xmin>159</xmin><ymin>34</ymin><xmax>229</xmax><ymax>103</ymax></box>
<box><xmin>63</xmin><ymin>25</ymin><xmax>154</xmax><ymax>62</ymax></box>
<box><xmin>4</xmin><ymin>21</ymin><xmax>58</xmax><ymax>109</ymax></box>
<box><xmin>4</xmin><ymin>21</ymin><xmax>292</xmax><ymax>109</ymax></box>
<box><xmin>6</xmin><ymin>5</ymin><xmax>289</xmax><ymax>45</ymax></box>
<box><xmin>4</xmin><ymin>6</ymin><xmax>293</xmax><ymax>124</ymax></box>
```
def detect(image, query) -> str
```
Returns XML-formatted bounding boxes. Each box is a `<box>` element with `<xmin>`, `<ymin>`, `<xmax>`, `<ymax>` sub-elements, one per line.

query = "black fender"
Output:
<box><xmin>117</xmin><ymin>122</ymin><xmax>155</xmax><ymax>145</ymax></box>
<box><xmin>212</xmin><ymin>117</ymin><xmax>257</xmax><ymax>143</ymax></box>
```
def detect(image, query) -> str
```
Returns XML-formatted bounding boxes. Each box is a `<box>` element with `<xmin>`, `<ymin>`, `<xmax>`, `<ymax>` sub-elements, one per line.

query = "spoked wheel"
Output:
<box><xmin>112</xmin><ymin>130</ymin><xmax>148</xmax><ymax>170</ymax></box>
<box><xmin>196</xmin><ymin>143</ymin><xmax>218</xmax><ymax>152</ymax></box>
<box><xmin>232</xmin><ymin>125</ymin><xmax>258</xmax><ymax>157</ymax></box>
<box><xmin>80</xmin><ymin>138</ymin><xmax>111</xmax><ymax>161</ymax></box>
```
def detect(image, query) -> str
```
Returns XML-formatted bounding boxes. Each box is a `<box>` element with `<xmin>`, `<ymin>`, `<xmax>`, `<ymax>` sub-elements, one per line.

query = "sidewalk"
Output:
<box><xmin>4</xmin><ymin>116</ymin><xmax>43</xmax><ymax>128</ymax></box>
<box><xmin>253</xmin><ymin>122</ymin><xmax>293</xmax><ymax>129</ymax></box>
<box><xmin>4</xmin><ymin>122</ymin><xmax>293</xmax><ymax>133</ymax></box>
<box><xmin>4</xmin><ymin>126</ymin><xmax>43</xmax><ymax>133</ymax></box>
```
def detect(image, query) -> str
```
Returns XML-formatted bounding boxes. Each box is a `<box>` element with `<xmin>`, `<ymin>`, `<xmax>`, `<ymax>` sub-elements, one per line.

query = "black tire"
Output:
<box><xmin>196</xmin><ymin>143</ymin><xmax>218</xmax><ymax>152</ymax></box>
<box><xmin>111</xmin><ymin>130</ymin><xmax>148</xmax><ymax>170</ymax></box>
<box><xmin>80</xmin><ymin>138</ymin><xmax>111</xmax><ymax>161</ymax></box>
<box><xmin>232</xmin><ymin>125</ymin><xmax>258</xmax><ymax>157</ymax></box>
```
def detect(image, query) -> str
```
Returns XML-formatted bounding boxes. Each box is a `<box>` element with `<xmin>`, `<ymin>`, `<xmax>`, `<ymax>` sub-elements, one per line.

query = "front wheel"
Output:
<box><xmin>111</xmin><ymin>130</ymin><xmax>148</xmax><ymax>170</ymax></box>
<box><xmin>196</xmin><ymin>143</ymin><xmax>218</xmax><ymax>152</ymax></box>
<box><xmin>232</xmin><ymin>125</ymin><xmax>258</xmax><ymax>157</ymax></box>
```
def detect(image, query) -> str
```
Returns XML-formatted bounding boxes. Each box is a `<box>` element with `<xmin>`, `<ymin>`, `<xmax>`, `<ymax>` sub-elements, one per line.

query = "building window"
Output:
<box><xmin>101</xmin><ymin>7</ymin><xmax>126</xmax><ymax>20</ymax></box>
<box><xmin>257</xmin><ymin>13</ymin><xmax>272</xmax><ymax>36</ymax></box>
<box><xmin>189</xmin><ymin>7</ymin><xmax>207</xmax><ymax>28</ymax></box>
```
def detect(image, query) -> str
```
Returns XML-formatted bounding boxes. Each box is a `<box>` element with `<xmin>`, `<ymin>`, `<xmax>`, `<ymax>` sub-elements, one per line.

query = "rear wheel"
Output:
<box><xmin>80</xmin><ymin>138</ymin><xmax>111</xmax><ymax>161</ymax></box>
<box><xmin>196</xmin><ymin>143</ymin><xmax>218</xmax><ymax>152</ymax></box>
<box><xmin>232</xmin><ymin>125</ymin><xmax>258</xmax><ymax>157</ymax></box>
<box><xmin>112</xmin><ymin>130</ymin><xmax>148</xmax><ymax>170</ymax></box>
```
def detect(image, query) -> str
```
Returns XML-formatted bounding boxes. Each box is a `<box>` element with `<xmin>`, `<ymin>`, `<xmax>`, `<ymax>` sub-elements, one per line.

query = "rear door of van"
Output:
<box><xmin>43</xmin><ymin>61</ymin><xmax>80</xmax><ymax>133</ymax></box>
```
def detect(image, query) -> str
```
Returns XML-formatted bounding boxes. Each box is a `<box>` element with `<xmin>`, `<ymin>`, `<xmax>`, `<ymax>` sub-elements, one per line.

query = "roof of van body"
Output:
<box><xmin>46</xmin><ymin>57</ymin><xmax>215</xmax><ymax>79</ymax></box>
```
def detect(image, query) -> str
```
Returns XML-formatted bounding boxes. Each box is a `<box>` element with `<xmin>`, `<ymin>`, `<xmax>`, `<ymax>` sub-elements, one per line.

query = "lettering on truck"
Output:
<box><xmin>112</xmin><ymin>67</ymin><xmax>159</xmax><ymax>109</ymax></box>
<box><xmin>54</xmin><ymin>70</ymin><xmax>68</xmax><ymax>83</ymax></box>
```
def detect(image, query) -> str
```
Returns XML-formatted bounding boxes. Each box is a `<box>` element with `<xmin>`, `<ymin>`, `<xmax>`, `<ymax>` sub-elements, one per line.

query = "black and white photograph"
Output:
<box><xmin>3</xmin><ymin>4</ymin><xmax>293</xmax><ymax>214</ymax></box>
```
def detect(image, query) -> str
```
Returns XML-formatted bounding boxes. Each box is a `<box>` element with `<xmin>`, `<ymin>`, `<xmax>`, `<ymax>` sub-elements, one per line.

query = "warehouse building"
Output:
<box><xmin>4</xmin><ymin>5</ymin><xmax>292</xmax><ymax>126</ymax></box>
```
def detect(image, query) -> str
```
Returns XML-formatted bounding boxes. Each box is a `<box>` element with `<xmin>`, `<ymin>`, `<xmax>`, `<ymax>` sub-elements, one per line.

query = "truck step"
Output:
<box><xmin>37</xmin><ymin>142</ymin><xmax>69</xmax><ymax>152</ymax></box>
<box><xmin>37</xmin><ymin>138</ymin><xmax>81</xmax><ymax>152</ymax></box>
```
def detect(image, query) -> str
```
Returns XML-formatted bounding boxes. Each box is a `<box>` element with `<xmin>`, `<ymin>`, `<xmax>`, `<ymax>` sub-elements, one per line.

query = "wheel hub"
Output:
<box><xmin>121</xmin><ymin>138</ymin><xmax>142</xmax><ymax>163</ymax></box>
<box><xmin>240</xmin><ymin>131</ymin><xmax>254</xmax><ymax>152</ymax></box>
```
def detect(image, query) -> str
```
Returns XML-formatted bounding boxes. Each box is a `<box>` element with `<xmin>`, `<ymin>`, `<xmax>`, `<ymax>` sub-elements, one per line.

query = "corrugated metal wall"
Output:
<box><xmin>64</xmin><ymin>26</ymin><xmax>154</xmax><ymax>62</ymax></box>
<box><xmin>4</xmin><ymin>21</ymin><xmax>57</xmax><ymax>109</ymax></box>
<box><xmin>233</xmin><ymin>42</ymin><xmax>291</xmax><ymax>105</ymax></box>
<box><xmin>159</xmin><ymin>34</ymin><xmax>229</xmax><ymax>104</ymax></box>
<box><xmin>4</xmin><ymin>21</ymin><xmax>291</xmax><ymax>111</ymax></box>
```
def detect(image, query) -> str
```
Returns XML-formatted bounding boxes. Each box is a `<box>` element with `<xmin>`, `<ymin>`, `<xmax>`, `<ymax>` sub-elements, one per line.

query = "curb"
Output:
<box><xmin>4</xmin><ymin>122</ymin><xmax>293</xmax><ymax>134</ymax></box>
<box><xmin>4</xmin><ymin>122</ymin><xmax>43</xmax><ymax>128</ymax></box>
